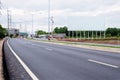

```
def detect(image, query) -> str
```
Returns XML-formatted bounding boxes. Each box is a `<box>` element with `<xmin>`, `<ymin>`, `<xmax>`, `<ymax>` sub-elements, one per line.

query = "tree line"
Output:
<box><xmin>67</xmin><ymin>30</ymin><xmax>105</xmax><ymax>38</ymax></box>
<box><xmin>35</xmin><ymin>26</ymin><xmax>68</xmax><ymax>35</ymax></box>
<box><xmin>67</xmin><ymin>28</ymin><xmax>120</xmax><ymax>38</ymax></box>
<box><xmin>53</xmin><ymin>26</ymin><xmax>68</xmax><ymax>33</ymax></box>
<box><xmin>36</xmin><ymin>27</ymin><xmax>120</xmax><ymax>38</ymax></box>
<box><xmin>106</xmin><ymin>28</ymin><xmax>120</xmax><ymax>37</ymax></box>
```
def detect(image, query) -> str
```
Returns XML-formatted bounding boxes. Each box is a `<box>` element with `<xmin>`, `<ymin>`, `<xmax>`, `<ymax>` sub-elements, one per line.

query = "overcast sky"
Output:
<box><xmin>0</xmin><ymin>0</ymin><xmax>120</xmax><ymax>33</ymax></box>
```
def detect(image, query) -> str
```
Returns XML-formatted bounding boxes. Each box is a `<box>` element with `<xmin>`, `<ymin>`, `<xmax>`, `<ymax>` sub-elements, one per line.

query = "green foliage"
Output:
<box><xmin>36</xmin><ymin>30</ymin><xmax>46</xmax><ymax>35</ymax></box>
<box><xmin>54</xmin><ymin>26</ymin><xmax>68</xmax><ymax>34</ymax></box>
<box><xmin>106</xmin><ymin>28</ymin><xmax>120</xmax><ymax>37</ymax></box>
<box><xmin>10</xmin><ymin>34</ymin><xmax>13</xmax><ymax>38</ymax></box>
<box><xmin>68</xmin><ymin>30</ymin><xmax>105</xmax><ymax>38</ymax></box>
<box><xmin>0</xmin><ymin>24</ymin><xmax>7</xmax><ymax>39</ymax></box>
<box><xmin>67</xmin><ymin>27</ymin><xmax>120</xmax><ymax>38</ymax></box>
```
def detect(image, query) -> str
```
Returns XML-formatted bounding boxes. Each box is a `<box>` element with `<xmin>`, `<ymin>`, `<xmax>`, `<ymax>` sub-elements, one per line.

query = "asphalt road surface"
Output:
<box><xmin>4</xmin><ymin>38</ymin><xmax>120</xmax><ymax>80</ymax></box>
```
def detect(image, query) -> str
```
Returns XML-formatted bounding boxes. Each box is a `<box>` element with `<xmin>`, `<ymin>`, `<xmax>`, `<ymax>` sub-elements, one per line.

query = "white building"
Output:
<box><xmin>6</xmin><ymin>28</ymin><xmax>19</xmax><ymax>36</ymax></box>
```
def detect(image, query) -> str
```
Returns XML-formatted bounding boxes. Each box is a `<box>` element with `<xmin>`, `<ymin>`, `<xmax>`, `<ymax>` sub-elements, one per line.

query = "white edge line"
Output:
<box><xmin>88</xmin><ymin>59</ymin><xmax>119</xmax><ymax>68</ymax></box>
<box><xmin>7</xmin><ymin>40</ymin><xmax>39</xmax><ymax>80</ymax></box>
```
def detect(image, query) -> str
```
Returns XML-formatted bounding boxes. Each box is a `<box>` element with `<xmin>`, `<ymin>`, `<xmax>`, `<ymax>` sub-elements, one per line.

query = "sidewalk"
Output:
<box><xmin>0</xmin><ymin>40</ymin><xmax>4</xmax><ymax>80</ymax></box>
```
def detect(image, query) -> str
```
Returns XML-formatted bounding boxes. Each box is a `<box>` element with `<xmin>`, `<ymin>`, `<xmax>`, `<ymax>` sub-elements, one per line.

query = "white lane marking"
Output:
<box><xmin>45</xmin><ymin>48</ymin><xmax>53</xmax><ymax>51</ymax></box>
<box><xmin>30</xmin><ymin>44</ymin><xmax>40</xmax><ymax>47</ymax></box>
<box><xmin>88</xmin><ymin>59</ymin><xmax>119</xmax><ymax>68</ymax></box>
<box><xmin>27</xmin><ymin>43</ymin><xmax>53</xmax><ymax>51</ymax></box>
<box><xmin>7</xmin><ymin>40</ymin><xmax>39</xmax><ymax>80</ymax></box>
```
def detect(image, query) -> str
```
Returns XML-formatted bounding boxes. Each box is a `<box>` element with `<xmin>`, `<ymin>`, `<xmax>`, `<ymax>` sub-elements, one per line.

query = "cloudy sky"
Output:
<box><xmin>0</xmin><ymin>0</ymin><xmax>120</xmax><ymax>33</ymax></box>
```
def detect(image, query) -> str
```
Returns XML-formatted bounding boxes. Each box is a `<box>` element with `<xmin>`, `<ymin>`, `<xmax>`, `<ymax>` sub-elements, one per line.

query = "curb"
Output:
<box><xmin>0</xmin><ymin>40</ymin><xmax>4</xmax><ymax>80</ymax></box>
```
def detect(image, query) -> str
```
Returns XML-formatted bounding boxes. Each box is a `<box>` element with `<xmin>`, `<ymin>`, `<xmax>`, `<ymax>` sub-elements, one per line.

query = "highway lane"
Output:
<box><xmin>5</xmin><ymin>38</ymin><xmax>120</xmax><ymax>80</ymax></box>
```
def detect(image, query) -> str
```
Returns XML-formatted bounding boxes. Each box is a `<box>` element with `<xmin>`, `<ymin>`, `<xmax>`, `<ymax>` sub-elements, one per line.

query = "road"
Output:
<box><xmin>4</xmin><ymin>38</ymin><xmax>120</xmax><ymax>80</ymax></box>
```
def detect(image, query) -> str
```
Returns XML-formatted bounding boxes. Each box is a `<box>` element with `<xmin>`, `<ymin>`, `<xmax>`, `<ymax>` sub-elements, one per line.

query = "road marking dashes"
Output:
<box><xmin>88</xmin><ymin>59</ymin><xmax>119</xmax><ymax>68</ymax></box>
<box><xmin>45</xmin><ymin>48</ymin><xmax>53</xmax><ymax>51</ymax></box>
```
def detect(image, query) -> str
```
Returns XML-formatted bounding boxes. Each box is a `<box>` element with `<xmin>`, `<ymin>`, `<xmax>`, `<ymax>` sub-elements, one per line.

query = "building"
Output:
<box><xmin>6</xmin><ymin>28</ymin><xmax>19</xmax><ymax>37</ymax></box>
<box><xmin>19</xmin><ymin>32</ymin><xmax>28</xmax><ymax>38</ymax></box>
<box><xmin>52</xmin><ymin>34</ymin><xmax>66</xmax><ymax>39</ymax></box>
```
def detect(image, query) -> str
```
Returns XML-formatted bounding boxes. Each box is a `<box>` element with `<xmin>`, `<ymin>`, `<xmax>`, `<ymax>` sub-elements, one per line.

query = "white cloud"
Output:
<box><xmin>1</xmin><ymin>0</ymin><xmax>120</xmax><ymax>32</ymax></box>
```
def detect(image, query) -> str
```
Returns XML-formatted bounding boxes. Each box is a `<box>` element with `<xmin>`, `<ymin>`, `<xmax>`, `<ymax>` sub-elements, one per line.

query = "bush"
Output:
<box><xmin>0</xmin><ymin>24</ymin><xmax>7</xmax><ymax>39</ymax></box>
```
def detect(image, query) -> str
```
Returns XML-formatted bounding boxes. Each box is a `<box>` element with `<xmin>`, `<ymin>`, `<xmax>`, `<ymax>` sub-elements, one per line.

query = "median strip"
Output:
<box><xmin>88</xmin><ymin>59</ymin><xmax>119</xmax><ymax>68</ymax></box>
<box><xmin>7</xmin><ymin>40</ymin><xmax>39</xmax><ymax>80</ymax></box>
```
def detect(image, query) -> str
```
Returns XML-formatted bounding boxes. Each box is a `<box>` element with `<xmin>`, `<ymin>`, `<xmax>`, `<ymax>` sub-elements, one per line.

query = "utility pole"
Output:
<box><xmin>7</xmin><ymin>9</ymin><xmax>11</xmax><ymax>36</ymax></box>
<box><xmin>104</xmin><ymin>31</ymin><xmax>106</xmax><ymax>38</ymax></box>
<box><xmin>72</xmin><ymin>31</ymin><xmax>73</xmax><ymax>38</ymax></box>
<box><xmin>80</xmin><ymin>30</ymin><xmax>81</xmax><ymax>39</ymax></box>
<box><xmin>76</xmin><ymin>31</ymin><xmax>78</xmax><ymax>39</ymax></box>
<box><xmin>48</xmin><ymin>0</ymin><xmax>50</xmax><ymax>34</ymax></box>
<box><xmin>88</xmin><ymin>31</ymin><xmax>89</xmax><ymax>39</ymax></box>
<box><xmin>96</xmin><ymin>31</ymin><xmax>97</xmax><ymax>39</ymax></box>
<box><xmin>100</xmin><ymin>31</ymin><xmax>102</xmax><ymax>39</ymax></box>
<box><xmin>9</xmin><ymin>11</ymin><xmax>12</xmax><ymax>28</ymax></box>
<box><xmin>51</xmin><ymin>16</ymin><xmax>54</xmax><ymax>33</ymax></box>
<box><xmin>69</xmin><ymin>31</ymin><xmax>70</xmax><ymax>39</ymax></box>
<box><xmin>84</xmin><ymin>30</ymin><xmax>85</xmax><ymax>39</ymax></box>
<box><xmin>92</xmin><ymin>30</ymin><xmax>94</xmax><ymax>39</ymax></box>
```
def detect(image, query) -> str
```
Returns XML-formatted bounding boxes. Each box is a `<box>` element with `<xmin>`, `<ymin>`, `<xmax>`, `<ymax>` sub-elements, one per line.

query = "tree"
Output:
<box><xmin>54</xmin><ymin>27</ymin><xmax>59</xmax><ymax>33</ymax></box>
<box><xmin>106</xmin><ymin>28</ymin><xmax>119</xmax><ymax>37</ymax></box>
<box><xmin>54</xmin><ymin>26</ymin><xmax>68</xmax><ymax>34</ymax></box>
<box><xmin>0</xmin><ymin>24</ymin><xmax>7</xmax><ymax>39</ymax></box>
<box><xmin>36</xmin><ymin>30</ymin><xmax>46</xmax><ymax>35</ymax></box>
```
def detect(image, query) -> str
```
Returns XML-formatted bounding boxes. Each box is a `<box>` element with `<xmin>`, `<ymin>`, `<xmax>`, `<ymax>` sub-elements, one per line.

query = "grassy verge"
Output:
<box><xmin>80</xmin><ymin>44</ymin><xmax>120</xmax><ymax>48</ymax></box>
<box><xmin>28</xmin><ymin>38</ymin><xmax>120</xmax><ymax>49</ymax></box>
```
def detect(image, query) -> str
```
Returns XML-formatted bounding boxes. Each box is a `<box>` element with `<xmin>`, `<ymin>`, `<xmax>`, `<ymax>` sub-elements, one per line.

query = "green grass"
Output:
<box><xmin>48</xmin><ymin>40</ymin><xmax>120</xmax><ymax>48</ymax></box>
<box><xmin>27</xmin><ymin>38</ymin><xmax>120</xmax><ymax>49</ymax></box>
<box><xmin>81</xmin><ymin>44</ymin><xmax>120</xmax><ymax>48</ymax></box>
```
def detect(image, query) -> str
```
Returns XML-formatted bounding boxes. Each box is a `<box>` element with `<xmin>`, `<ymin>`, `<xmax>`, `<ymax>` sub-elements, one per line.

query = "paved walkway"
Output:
<box><xmin>0</xmin><ymin>40</ymin><xmax>4</xmax><ymax>80</ymax></box>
